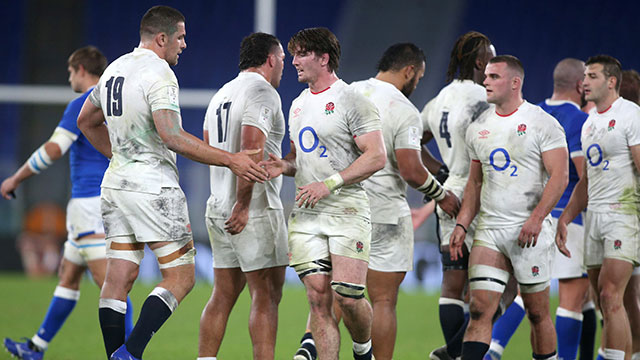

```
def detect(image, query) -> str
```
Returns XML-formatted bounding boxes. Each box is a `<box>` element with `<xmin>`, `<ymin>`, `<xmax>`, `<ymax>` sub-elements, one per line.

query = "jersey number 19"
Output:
<box><xmin>105</xmin><ymin>76</ymin><xmax>124</xmax><ymax>117</ymax></box>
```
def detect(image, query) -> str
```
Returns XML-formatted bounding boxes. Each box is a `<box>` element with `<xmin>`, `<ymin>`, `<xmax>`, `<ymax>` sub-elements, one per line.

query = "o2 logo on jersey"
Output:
<box><xmin>586</xmin><ymin>143</ymin><xmax>609</xmax><ymax>170</ymax></box>
<box><xmin>489</xmin><ymin>148</ymin><xmax>518</xmax><ymax>176</ymax></box>
<box><xmin>298</xmin><ymin>126</ymin><xmax>328</xmax><ymax>158</ymax></box>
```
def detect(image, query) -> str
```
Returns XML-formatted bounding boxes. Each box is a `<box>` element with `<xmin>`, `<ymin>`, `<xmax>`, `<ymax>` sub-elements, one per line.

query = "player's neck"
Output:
<box><xmin>594</xmin><ymin>92</ymin><xmax>619</xmax><ymax>113</ymax></box>
<box><xmin>495</xmin><ymin>96</ymin><xmax>524</xmax><ymax>116</ymax></box>
<box><xmin>309</xmin><ymin>72</ymin><xmax>338</xmax><ymax>93</ymax></box>
<box><xmin>550</xmin><ymin>90</ymin><xmax>580</xmax><ymax>106</ymax></box>
<box><xmin>138</xmin><ymin>41</ymin><xmax>164</xmax><ymax>62</ymax></box>
<box><xmin>243</xmin><ymin>67</ymin><xmax>269</xmax><ymax>83</ymax></box>
<box><xmin>375</xmin><ymin>71</ymin><xmax>404</xmax><ymax>93</ymax></box>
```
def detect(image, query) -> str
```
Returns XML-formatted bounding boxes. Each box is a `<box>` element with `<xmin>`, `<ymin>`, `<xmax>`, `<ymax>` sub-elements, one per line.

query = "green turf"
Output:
<box><xmin>0</xmin><ymin>273</ymin><xmax>588</xmax><ymax>359</ymax></box>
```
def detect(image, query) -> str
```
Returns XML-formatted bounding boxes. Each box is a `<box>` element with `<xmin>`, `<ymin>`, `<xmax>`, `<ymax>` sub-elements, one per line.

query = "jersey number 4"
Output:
<box><xmin>439</xmin><ymin>112</ymin><xmax>452</xmax><ymax>148</ymax></box>
<box><xmin>105</xmin><ymin>76</ymin><xmax>124</xmax><ymax>116</ymax></box>
<box><xmin>216</xmin><ymin>101</ymin><xmax>232</xmax><ymax>143</ymax></box>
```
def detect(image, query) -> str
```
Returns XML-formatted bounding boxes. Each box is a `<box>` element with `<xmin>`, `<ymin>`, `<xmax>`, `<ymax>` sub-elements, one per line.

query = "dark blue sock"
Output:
<box><xmin>439</xmin><ymin>298</ymin><xmax>466</xmax><ymax>347</ymax></box>
<box><xmin>125</xmin><ymin>294</ymin><xmax>173</xmax><ymax>358</ymax></box>
<box><xmin>99</xmin><ymin>305</ymin><xmax>126</xmax><ymax>357</ymax></box>
<box><xmin>35</xmin><ymin>287</ymin><xmax>79</xmax><ymax>346</ymax></box>
<box><xmin>462</xmin><ymin>341</ymin><xmax>490</xmax><ymax>360</ymax></box>
<box><xmin>579</xmin><ymin>305</ymin><xmax>596</xmax><ymax>360</ymax></box>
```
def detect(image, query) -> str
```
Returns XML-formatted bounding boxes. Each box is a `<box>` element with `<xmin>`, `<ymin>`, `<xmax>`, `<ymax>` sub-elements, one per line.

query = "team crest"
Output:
<box><xmin>531</xmin><ymin>265</ymin><xmax>540</xmax><ymax>277</ymax></box>
<box><xmin>355</xmin><ymin>241</ymin><xmax>364</xmax><ymax>253</ymax></box>
<box><xmin>293</xmin><ymin>108</ymin><xmax>301</xmax><ymax>118</ymax></box>
<box><xmin>614</xmin><ymin>240</ymin><xmax>622</xmax><ymax>250</ymax></box>
<box><xmin>517</xmin><ymin>123</ymin><xmax>527</xmax><ymax>136</ymax></box>
<box><xmin>186</xmin><ymin>224</ymin><xmax>192</xmax><ymax>233</ymax></box>
<box><xmin>608</xmin><ymin>119</ymin><xmax>616</xmax><ymax>131</ymax></box>
<box><xmin>325</xmin><ymin>102</ymin><xmax>335</xmax><ymax>115</ymax></box>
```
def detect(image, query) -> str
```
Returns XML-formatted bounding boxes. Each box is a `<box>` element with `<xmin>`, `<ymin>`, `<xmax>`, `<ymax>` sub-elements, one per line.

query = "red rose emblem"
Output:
<box><xmin>608</xmin><ymin>119</ymin><xmax>616</xmax><ymax>131</ymax></box>
<box><xmin>517</xmin><ymin>123</ymin><xmax>527</xmax><ymax>136</ymax></box>
<box><xmin>531</xmin><ymin>265</ymin><xmax>540</xmax><ymax>276</ymax></box>
<box><xmin>326</xmin><ymin>102</ymin><xmax>335</xmax><ymax>111</ymax></box>
<box><xmin>614</xmin><ymin>240</ymin><xmax>622</xmax><ymax>250</ymax></box>
<box><xmin>356</xmin><ymin>241</ymin><xmax>364</xmax><ymax>253</ymax></box>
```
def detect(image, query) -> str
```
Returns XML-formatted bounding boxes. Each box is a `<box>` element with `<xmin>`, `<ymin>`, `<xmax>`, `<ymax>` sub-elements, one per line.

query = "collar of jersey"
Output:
<box><xmin>133</xmin><ymin>47</ymin><xmax>159</xmax><ymax>58</ymax></box>
<box><xmin>596</xmin><ymin>96</ymin><xmax>621</xmax><ymax>114</ymax></box>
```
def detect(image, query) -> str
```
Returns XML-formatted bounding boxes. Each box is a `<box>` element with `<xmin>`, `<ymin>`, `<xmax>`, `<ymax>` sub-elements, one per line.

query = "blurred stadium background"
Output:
<box><xmin>0</xmin><ymin>0</ymin><xmax>637</xmax><ymax>356</ymax></box>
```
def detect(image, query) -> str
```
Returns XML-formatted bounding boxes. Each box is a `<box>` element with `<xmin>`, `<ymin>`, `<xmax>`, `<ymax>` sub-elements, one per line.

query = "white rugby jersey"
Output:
<box><xmin>289</xmin><ymin>79</ymin><xmax>381</xmax><ymax>219</ymax></box>
<box><xmin>89</xmin><ymin>47</ymin><xmax>181</xmax><ymax>194</ymax></box>
<box><xmin>203</xmin><ymin>72</ymin><xmax>284</xmax><ymax>218</ymax></box>
<box><xmin>351</xmin><ymin>78</ymin><xmax>422</xmax><ymax>224</ymax></box>
<box><xmin>422</xmin><ymin>80</ymin><xmax>490</xmax><ymax>185</ymax></box>
<box><xmin>466</xmin><ymin>101</ymin><xmax>567</xmax><ymax>229</ymax></box>
<box><xmin>581</xmin><ymin>97</ymin><xmax>640</xmax><ymax>214</ymax></box>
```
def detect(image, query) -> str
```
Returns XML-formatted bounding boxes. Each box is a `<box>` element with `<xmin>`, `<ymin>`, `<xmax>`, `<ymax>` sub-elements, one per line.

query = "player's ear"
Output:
<box><xmin>576</xmin><ymin>79</ymin><xmax>583</xmax><ymax>95</ymax></box>
<box><xmin>155</xmin><ymin>32</ymin><xmax>167</xmax><ymax>48</ymax></box>
<box><xmin>404</xmin><ymin>65</ymin><xmax>415</xmax><ymax>80</ymax></box>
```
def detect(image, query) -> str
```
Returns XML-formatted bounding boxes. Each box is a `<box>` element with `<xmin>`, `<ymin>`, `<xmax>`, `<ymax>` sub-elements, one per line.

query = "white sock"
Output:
<box><xmin>630</xmin><ymin>352</ymin><xmax>640</xmax><ymax>360</ymax></box>
<box><xmin>197</xmin><ymin>357</ymin><xmax>216</xmax><ymax>360</ymax></box>
<box><xmin>353</xmin><ymin>339</ymin><xmax>372</xmax><ymax>355</ymax></box>
<box><xmin>603</xmin><ymin>348</ymin><xmax>625</xmax><ymax>360</ymax></box>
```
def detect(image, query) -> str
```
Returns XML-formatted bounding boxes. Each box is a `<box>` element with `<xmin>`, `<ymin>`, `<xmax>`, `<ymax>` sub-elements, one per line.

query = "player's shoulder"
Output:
<box><xmin>617</xmin><ymin>97</ymin><xmax>640</xmax><ymax>116</ymax></box>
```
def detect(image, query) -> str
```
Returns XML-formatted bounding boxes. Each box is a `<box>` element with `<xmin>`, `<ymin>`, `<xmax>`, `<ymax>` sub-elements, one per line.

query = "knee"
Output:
<box><xmin>468</xmin><ymin>300</ymin><xmax>488</xmax><ymax>321</ymax></box>
<box><xmin>526</xmin><ymin>307</ymin><xmax>547</xmax><ymax>325</ymax></box>
<box><xmin>599</xmin><ymin>285</ymin><xmax>623</xmax><ymax>312</ymax></box>
<box><xmin>306</xmin><ymin>286</ymin><xmax>332</xmax><ymax>313</ymax></box>
<box><xmin>334</xmin><ymin>293</ymin><xmax>360</xmax><ymax>314</ymax></box>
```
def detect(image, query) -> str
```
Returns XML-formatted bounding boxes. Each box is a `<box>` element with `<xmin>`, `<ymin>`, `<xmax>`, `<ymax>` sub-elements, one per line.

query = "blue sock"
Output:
<box><xmin>556</xmin><ymin>307</ymin><xmax>583</xmax><ymax>360</ymax></box>
<box><xmin>490</xmin><ymin>296</ymin><xmax>525</xmax><ymax>350</ymax></box>
<box><xmin>125</xmin><ymin>296</ymin><xmax>134</xmax><ymax>339</ymax></box>
<box><xmin>126</xmin><ymin>288</ymin><xmax>176</xmax><ymax>358</ymax></box>
<box><xmin>31</xmin><ymin>286</ymin><xmax>80</xmax><ymax>350</ymax></box>
<box><xmin>595</xmin><ymin>347</ymin><xmax>605</xmax><ymax>360</ymax></box>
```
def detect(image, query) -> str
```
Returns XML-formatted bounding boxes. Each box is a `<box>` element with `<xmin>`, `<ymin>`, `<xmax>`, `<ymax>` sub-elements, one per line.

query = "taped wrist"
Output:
<box><xmin>323</xmin><ymin>173</ymin><xmax>344</xmax><ymax>192</ymax></box>
<box><xmin>27</xmin><ymin>145</ymin><xmax>53</xmax><ymax>174</ymax></box>
<box><xmin>417</xmin><ymin>175</ymin><xmax>445</xmax><ymax>202</ymax></box>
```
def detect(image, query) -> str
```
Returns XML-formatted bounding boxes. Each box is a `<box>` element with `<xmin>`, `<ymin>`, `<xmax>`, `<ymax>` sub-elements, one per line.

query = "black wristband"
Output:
<box><xmin>455</xmin><ymin>223</ymin><xmax>468</xmax><ymax>233</ymax></box>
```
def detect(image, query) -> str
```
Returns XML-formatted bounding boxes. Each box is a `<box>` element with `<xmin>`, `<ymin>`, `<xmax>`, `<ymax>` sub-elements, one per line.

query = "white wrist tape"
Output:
<box><xmin>323</xmin><ymin>173</ymin><xmax>344</xmax><ymax>191</ymax></box>
<box><xmin>49</xmin><ymin>127</ymin><xmax>77</xmax><ymax>155</ymax></box>
<box><xmin>27</xmin><ymin>145</ymin><xmax>53</xmax><ymax>174</ymax></box>
<box><xmin>416</xmin><ymin>175</ymin><xmax>445</xmax><ymax>201</ymax></box>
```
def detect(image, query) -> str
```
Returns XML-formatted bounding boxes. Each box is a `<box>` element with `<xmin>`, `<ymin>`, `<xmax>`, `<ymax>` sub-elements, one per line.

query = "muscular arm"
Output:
<box><xmin>556</xmin><ymin>160</ymin><xmax>588</xmax><ymax>256</ymax></box>
<box><xmin>449</xmin><ymin>160</ymin><xmax>483</xmax><ymax>259</ymax></box>
<box><xmin>339</xmin><ymin>130</ymin><xmax>386</xmax><ymax>185</ymax></box>
<box><xmin>155</xmin><ymin>109</ymin><xmax>267</xmax><ymax>182</ymax></box>
<box><xmin>224</xmin><ymin>125</ymin><xmax>266</xmax><ymax>234</ymax></box>
<box><xmin>77</xmin><ymin>99</ymin><xmax>112</xmax><ymax>158</ymax></box>
<box><xmin>420</xmin><ymin>131</ymin><xmax>445</xmax><ymax>174</ymax></box>
<box><xmin>520</xmin><ymin>147</ymin><xmax>569</xmax><ymax>247</ymax></box>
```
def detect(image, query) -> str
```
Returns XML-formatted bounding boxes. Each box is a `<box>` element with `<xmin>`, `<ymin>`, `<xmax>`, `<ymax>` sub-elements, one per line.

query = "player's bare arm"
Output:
<box><xmin>449</xmin><ymin>160</ymin><xmax>483</xmax><ymax>260</ymax></box>
<box><xmin>420</xmin><ymin>131</ymin><xmax>445</xmax><ymax>175</ymax></box>
<box><xmin>296</xmin><ymin>130</ymin><xmax>386</xmax><ymax>208</ymax></box>
<box><xmin>396</xmin><ymin>148</ymin><xmax>459</xmax><ymax>217</ymax></box>
<box><xmin>225</xmin><ymin>125</ymin><xmax>266</xmax><ymax>235</ymax></box>
<box><xmin>0</xmin><ymin>141</ymin><xmax>63</xmax><ymax>199</ymax></box>
<box><xmin>154</xmin><ymin>109</ymin><xmax>268</xmax><ymax>183</ymax></box>
<box><xmin>261</xmin><ymin>142</ymin><xmax>297</xmax><ymax>178</ymax></box>
<box><xmin>519</xmin><ymin>147</ymin><xmax>568</xmax><ymax>248</ymax></box>
<box><xmin>77</xmin><ymin>99</ymin><xmax>112</xmax><ymax>159</ymax></box>
<box><xmin>554</xmin><ymin>156</ymin><xmax>585</xmax><ymax>257</ymax></box>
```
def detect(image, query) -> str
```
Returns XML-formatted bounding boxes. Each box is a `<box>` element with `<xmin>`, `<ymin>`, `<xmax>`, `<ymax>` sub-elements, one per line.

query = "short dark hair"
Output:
<box><xmin>586</xmin><ymin>55</ymin><xmax>623</xmax><ymax>92</ymax></box>
<box><xmin>288</xmin><ymin>27</ymin><xmax>341</xmax><ymax>73</ymax></box>
<box><xmin>446</xmin><ymin>31</ymin><xmax>492</xmax><ymax>82</ymax></box>
<box><xmin>140</xmin><ymin>5</ymin><xmax>185</xmax><ymax>38</ymax></box>
<box><xmin>620</xmin><ymin>69</ymin><xmax>640</xmax><ymax>105</ymax></box>
<box><xmin>489</xmin><ymin>55</ymin><xmax>524</xmax><ymax>79</ymax></box>
<box><xmin>376</xmin><ymin>43</ymin><xmax>426</xmax><ymax>73</ymax></box>
<box><xmin>239</xmin><ymin>32</ymin><xmax>281</xmax><ymax>70</ymax></box>
<box><xmin>68</xmin><ymin>46</ymin><xmax>107</xmax><ymax>77</ymax></box>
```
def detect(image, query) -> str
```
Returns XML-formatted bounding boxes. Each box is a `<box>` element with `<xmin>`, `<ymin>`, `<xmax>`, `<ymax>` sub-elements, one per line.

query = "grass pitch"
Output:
<box><xmin>1</xmin><ymin>273</ymin><xmax>574</xmax><ymax>359</ymax></box>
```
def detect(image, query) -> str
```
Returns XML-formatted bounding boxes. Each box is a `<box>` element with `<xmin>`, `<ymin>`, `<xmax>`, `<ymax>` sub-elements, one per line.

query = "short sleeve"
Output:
<box><xmin>465</xmin><ymin>124</ymin><xmax>479</xmax><ymax>160</ymax></box>
<box><xmin>88</xmin><ymin>83</ymin><xmax>101</xmax><ymax>108</ymax></box>
<box><xmin>393</xmin><ymin>106</ymin><xmax>423</xmax><ymax>150</ymax></box>
<box><xmin>345</xmin><ymin>92</ymin><xmax>381</xmax><ymax>137</ymax></box>
<box><xmin>147</xmin><ymin>68</ymin><xmax>180</xmax><ymax>113</ymax></box>
<box><xmin>420</xmin><ymin>98</ymin><xmax>436</xmax><ymax>133</ymax></box>
<box><xmin>567</xmin><ymin>112</ymin><xmax>587</xmax><ymax>158</ymax></box>
<box><xmin>57</xmin><ymin>94</ymin><xmax>87</xmax><ymax>136</ymax></box>
<box><xmin>540</xmin><ymin>114</ymin><xmax>568</xmax><ymax>153</ymax></box>
<box><xmin>625</xmin><ymin>106</ymin><xmax>640</xmax><ymax>147</ymax></box>
<box><xmin>241</xmin><ymin>84</ymin><xmax>280</xmax><ymax>137</ymax></box>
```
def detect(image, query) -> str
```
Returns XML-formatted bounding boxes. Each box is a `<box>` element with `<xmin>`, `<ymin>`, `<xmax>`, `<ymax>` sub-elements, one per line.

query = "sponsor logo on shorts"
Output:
<box><xmin>478</xmin><ymin>129</ymin><xmax>490</xmax><ymax>139</ymax></box>
<box><xmin>187</xmin><ymin>224</ymin><xmax>192</xmax><ymax>233</ymax></box>
<box><xmin>531</xmin><ymin>265</ymin><xmax>540</xmax><ymax>277</ymax></box>
<box><xmin>517</xmin><ymin>123</ymin><xmax>527</xmax><ymax>136</ymax></box>
<box><xmin>356</xmin><ymin>241</ymin><xmax>364</xmax><ymax>253</ymax></box>
<box><xmin>608</xmin><ymin>119</ymin><xmax>616</xmax><ymax>131</ymax></box>
<box><xmin>325</xmin><ymin>102</ymin><xmax>335</xmax><ymax>115</ymax></box>
<box><xmin>614</xmin><ymin>240</ymin><xmax>622</xmax><ymax>250</ymax></box>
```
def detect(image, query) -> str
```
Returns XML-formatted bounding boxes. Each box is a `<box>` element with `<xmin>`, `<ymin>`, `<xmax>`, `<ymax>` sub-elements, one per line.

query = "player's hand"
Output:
<box><xmin>518</xmin><ymin>216</ymin><xmax>542</xmax><ymax>248</ymax></box>
<box><xmin>555</xmin><ymin>220</ymin><xmax>571</xmax><ymax>258</ymax></box>
<box><xmin>296</xmin><ymin>182</ymin><xmax>330</xmax><ymax>208</ymax></box>
<box><xmin>229</xmin><ymin>149</ymin><xmax>269</xmax><ymax>183</ymax></box>
<box><xmin>0</xmin><ymin>176</ymin><xmax>18</xmax><ymax>200</ymax></box>
<box><xmin>259</xmin><ymin>153</ymin><xmax>285</xmax><ymax>179</ymax></box>
<box><xmin>437</xmin><ymin>190</ymin><xmax>460</xmax><ymax>218</ymax></box>
<box><xmin>225</xmin><ymin>202</ymin><xmax>249</xmax><ymax>235</ymax></box>
<box><xmin>449</xmin><ymin>226</ymin><xmax>466</xmax><ymax>261</ymax></box>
